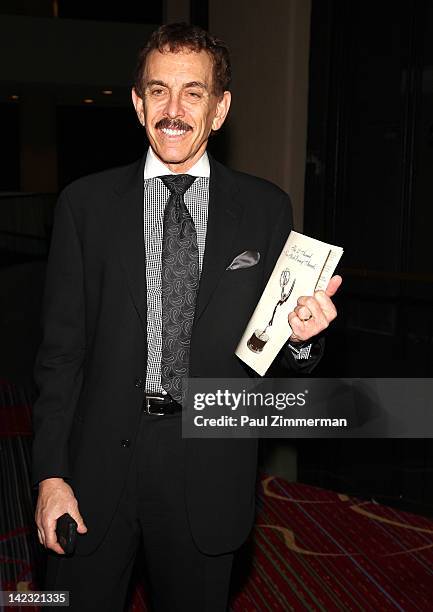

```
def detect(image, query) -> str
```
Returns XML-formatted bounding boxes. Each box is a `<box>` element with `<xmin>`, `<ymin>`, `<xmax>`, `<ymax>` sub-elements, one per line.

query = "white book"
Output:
<box><xmin>235</xmin><ymin>231</ymin><xmax>343</xmax><ymax>375</ymax></box>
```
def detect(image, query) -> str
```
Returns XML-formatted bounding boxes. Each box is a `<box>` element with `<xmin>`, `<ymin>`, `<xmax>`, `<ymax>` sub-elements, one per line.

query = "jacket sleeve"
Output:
<box><xmin>263</xmin><ymin>192</ymin><xmax>325</xmax><ymax>375</ymax></box>
<box><xmin>31</xmin><ymin>189</ymin><xmax>86</xmax><ymax>488</ymax></box>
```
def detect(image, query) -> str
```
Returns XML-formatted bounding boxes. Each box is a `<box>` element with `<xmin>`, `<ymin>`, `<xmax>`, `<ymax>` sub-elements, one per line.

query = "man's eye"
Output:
<box><xmin>151</xmin><ymin>89</ymin><xmax>165</xmax><ymax>96</ymax></box>
<box><xmin>187</xmin><ymin>91</ymin><xmax>202</xmax><ymax>99</ymax></box>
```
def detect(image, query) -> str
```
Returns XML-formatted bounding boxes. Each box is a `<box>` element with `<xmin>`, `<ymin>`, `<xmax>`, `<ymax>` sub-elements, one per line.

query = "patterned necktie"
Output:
<box><xmin>159</xmin><ymin>174</ymin><xmax>198</xmax><ymax>402</ymax></box>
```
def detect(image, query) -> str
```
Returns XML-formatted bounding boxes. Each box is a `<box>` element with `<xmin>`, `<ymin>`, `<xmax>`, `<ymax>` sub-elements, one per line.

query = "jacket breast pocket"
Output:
<box><xmin>224</xmin><ymin>262</ymin><xmax>262</xmax><ymax>282</ymax></box>
<box><xmin>218</xmin><ymin>264</ymin><xmax>263</xmax><ymax>304</ymax></box>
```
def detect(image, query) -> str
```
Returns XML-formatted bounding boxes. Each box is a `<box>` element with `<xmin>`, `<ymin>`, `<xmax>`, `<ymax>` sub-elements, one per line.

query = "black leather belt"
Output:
<box><xmin>143</xmin><ymin>392</ymin><xmax>182</xmax><ymax>416</ymax></box>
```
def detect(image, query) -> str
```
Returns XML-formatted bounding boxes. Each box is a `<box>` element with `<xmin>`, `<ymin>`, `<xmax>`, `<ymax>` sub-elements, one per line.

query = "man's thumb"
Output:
<box><xmin>325</xmin><ymin>275</ymin><xmax>342</xmax><ymax>297</ymax></box>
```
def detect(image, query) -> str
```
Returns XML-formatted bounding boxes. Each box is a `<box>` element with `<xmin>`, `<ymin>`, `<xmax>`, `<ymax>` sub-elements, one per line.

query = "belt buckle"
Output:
<box><xmin>145</xmin><ymin>395</ymin><xmax>166</xmax><ymax>416</ymax></box>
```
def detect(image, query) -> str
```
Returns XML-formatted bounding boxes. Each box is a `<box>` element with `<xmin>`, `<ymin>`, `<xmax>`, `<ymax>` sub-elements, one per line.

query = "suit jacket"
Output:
<box><xmin>31</xmin><ymin>153</ymin><xmax>324</xmax><ymax>556</ymax></box>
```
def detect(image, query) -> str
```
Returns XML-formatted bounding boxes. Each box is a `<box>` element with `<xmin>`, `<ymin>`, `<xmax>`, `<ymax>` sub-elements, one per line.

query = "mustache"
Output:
<box><xmin>155</xmin><ymin>118</ymin><xmax>192</xmax><ymax>131</ymax></box>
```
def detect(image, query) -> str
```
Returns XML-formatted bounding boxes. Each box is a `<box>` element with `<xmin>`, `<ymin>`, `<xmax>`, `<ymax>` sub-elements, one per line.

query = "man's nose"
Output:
<box><xmin>164</xmin><ymin>93</ymin><xmax>185</xmax><ymax>118</ymax></box>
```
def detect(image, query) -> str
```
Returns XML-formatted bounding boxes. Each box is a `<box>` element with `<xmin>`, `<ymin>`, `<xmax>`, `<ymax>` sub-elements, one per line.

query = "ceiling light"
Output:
<box><xmin>102</xmin><ymin>89</ymin><xmax>113</xmax><ymax>95</ymax></box>
<box><xmin>83</xmin><ymin>98</ymin><xmax>94</xmax><ymax>104</ymax></box>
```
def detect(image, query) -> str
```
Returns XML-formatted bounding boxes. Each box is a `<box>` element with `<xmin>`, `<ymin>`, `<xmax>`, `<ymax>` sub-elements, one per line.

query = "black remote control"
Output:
<box><xmin>55</xmin><ymin>513</ymin><xmax>78</xmax><ymax>555</ymax></box>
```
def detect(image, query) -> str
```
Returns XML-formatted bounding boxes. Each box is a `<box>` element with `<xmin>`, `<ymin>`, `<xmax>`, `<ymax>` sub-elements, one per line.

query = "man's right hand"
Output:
<box><xmin>35</xmin><ymin>477</ymin><xmax>88</xmax><ymax>554</ymax></box>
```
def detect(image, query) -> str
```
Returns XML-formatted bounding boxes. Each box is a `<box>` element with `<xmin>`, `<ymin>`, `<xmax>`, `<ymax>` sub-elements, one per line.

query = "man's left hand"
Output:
<box><xmin>288</xmin><ymin>275</ymin><xmax>342</xmax><ymax>342</ymax></box>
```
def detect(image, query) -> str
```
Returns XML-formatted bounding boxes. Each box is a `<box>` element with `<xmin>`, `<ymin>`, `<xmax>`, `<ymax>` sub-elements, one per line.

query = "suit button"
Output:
<box><xmin>120</xmin><ymin>439</ymin><xmax>130</xmax><ymax>448</ymax></box>
<box><xmin>134</xmin><ymin>377</ymin><xmax>144</xmax><ymax>388</ymax></box>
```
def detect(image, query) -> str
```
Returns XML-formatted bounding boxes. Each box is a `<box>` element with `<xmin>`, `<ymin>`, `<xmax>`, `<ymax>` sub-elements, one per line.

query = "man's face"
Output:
<box><xmin>132</xmin><ymin>48</ymin><xmax>231</xmax><ymax>173</ymax></box>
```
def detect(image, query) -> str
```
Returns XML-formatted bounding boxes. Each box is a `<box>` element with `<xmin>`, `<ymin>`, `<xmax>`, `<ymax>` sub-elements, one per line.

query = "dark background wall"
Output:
<box><xmin>298</xmin><ymin>0</ymin><xmax>433</xmax><ymax>516</ymax></box>
<box><xmin>305</xmin><ymin>0</ymin><xmax>433</xmax><ymax>379</ymax></box>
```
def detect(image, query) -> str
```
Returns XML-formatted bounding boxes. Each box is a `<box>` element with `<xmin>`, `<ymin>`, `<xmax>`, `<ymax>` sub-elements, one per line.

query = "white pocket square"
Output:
<box><xmin>226</xmin><ymin>250</ymin><xmax>260</xmax><ymax>271</ymax></box>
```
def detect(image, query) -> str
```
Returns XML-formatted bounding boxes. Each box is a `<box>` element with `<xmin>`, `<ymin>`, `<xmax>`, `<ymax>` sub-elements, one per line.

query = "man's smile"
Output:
<box><xmin>155</xmin><ymin>118</ymin><xmax>193</xmax><ymax>140</ymax></box>
<box><xmin>159</xmin><ymin>127</ymin><xmax>190</xmax><ymax>138</ymax></box>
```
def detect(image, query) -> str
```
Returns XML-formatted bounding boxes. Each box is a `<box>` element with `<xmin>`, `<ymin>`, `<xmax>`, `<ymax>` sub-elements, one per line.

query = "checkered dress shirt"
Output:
<box><xmin>143</xmin><ymin>175</ymin><xmax>209</xmax><ymax>393</ymax></box>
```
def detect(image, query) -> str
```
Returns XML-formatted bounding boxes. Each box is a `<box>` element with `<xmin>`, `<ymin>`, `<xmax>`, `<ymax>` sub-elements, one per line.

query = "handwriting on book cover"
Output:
<box><xmin>236</xmin><ymin>231</ymin><xmax>343</xmax><ymax>376</ymax></box>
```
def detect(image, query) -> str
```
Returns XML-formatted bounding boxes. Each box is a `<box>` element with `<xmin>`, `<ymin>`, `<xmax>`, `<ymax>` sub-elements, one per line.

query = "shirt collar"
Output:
<box><xmin>143</xmin><ymin>146</ymin><xmax>210</xmax><ymax>179</ymax></box>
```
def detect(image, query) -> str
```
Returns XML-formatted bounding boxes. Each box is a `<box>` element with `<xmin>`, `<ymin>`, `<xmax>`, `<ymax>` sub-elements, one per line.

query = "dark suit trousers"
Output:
<box><xmin>44</xmin><ymin>412</ymin><xmax>234</xmax><ymax>611</ymax></box>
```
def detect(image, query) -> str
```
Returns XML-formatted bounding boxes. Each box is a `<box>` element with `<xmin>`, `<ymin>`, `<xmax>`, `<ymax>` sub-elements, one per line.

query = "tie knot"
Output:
<box><xmin>159</xmin><ymin>174</ymin><xmax>196</xmax><ymax>196</ymax></box>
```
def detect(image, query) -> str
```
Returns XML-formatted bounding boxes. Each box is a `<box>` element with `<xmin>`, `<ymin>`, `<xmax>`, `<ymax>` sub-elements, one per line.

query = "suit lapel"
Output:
<box><xmin>111</xmin><ymin>153</ymin><xmax>243</xmax><ymax>331</ymax></box>
<box><xmin>194</xmin><ymin>155</ymin><xmax>244</xmax><ymax>323</ymax></box>
<box><xmin>113</xmin><ymin>155</ymin><xmax>147</xmax><ymax>331</ymax></box>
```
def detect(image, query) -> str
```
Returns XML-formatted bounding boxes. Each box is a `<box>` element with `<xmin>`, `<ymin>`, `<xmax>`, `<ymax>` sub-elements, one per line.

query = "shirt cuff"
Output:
<box><xmin>280</xmin><ymin>333</ymin><xmax>325</xmax><ymax>374</ymax></box>
<box><xmin>287</xmin><ymin>339</ymin><xmax>314</xmax><ymax>361</ymax></box>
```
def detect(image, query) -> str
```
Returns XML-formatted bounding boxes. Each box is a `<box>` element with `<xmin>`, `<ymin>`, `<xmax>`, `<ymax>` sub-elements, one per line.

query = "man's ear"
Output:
<box><xmin>212</xmin><ymin>91</ymin><xmax>231</xmax><ymax>131</ymax></box>
<box><xmin>131</xmin><ymin>88</ymin><xmax>145</xmax><ymax>126</ymax></box>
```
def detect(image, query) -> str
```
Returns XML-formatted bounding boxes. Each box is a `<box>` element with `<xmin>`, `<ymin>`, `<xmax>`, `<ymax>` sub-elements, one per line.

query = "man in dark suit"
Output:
<box><xmin>33</xmin><ymin>23</ymin><xmax>341</xmax><ymax>611</ymax></box>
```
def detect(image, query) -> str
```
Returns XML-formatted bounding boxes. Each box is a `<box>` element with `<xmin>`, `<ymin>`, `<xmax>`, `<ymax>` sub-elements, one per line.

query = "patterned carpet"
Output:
<box><xmin>1</xmin><ymin>379</ymin><xmax>433</xmax><ymax>611</ymax></box>
<box><xmin>231</xmin><ymin>476</ymin><xmax>433</xmax><ymax>611</ymax></box>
